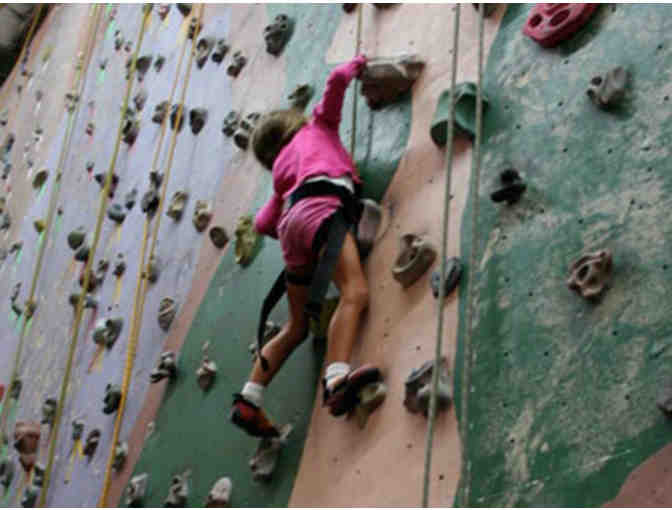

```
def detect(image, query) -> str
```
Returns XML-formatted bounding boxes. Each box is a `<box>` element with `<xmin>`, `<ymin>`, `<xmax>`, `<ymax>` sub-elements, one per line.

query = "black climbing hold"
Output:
<box><xmin>189</xmin><ymin>108</ymin><xmax>208</xmax><ymax>134</ymax></box>
<box><xmin>103</xmin><ymin>384</ymin><xmax>122</xmax><ymax>414</ymax></box>
<box><xmin>430</xmin><ymin>257</ymin><xmax>463</xmax><ymax>299</ymax></box>
<box><xmin>264</xmin><ymin>14</ymin><xmax>294</xmax><ymax>56</ymax></box>
<box><xmin>152</xmin><ymin>100</ymin><xmax>169</xmax><ymax>124</ymax></box>
<box><xmin>133</xmin><ymin>88</ymin><xmax>148</xmax><ymax>111</ymax></box>
<box><xmin>490</xmin><ymin>169</ymin><xmax>526</xmax><ymax>205</ymax></box>
<box><xmin>195</xmin><ymin>37</ymin><xmax>215</xmax><ymax>69</ymax></box>
<box><xmin>107</xmin><ymin>203</ymin><xmax>126</xmax><ymax>224</ymax></box>
<box><xmin>71</xmin><ymin>420</ymin><xmax>84</xmax><ymax>441</ymax></box>
<box><xmin>141</xmin><ymin>189</ymin><xmax>160</xmax><ymax>217</ymax></box>
<box><xmin>187</xmin><ymin>18</ymin><xmax>201</xmax><ymax>40</ymax></box>
<box><xmin>170</xmin><ymin>103</ymin><xmax>187</xmax><ymax>132</ymax></box>
<box><xmin>154</xmin><ymin>54</ymin><xmax>165</xmax><ymax>73</ymax></box>
<box><xmin>209</xmin><ymin>226</ymin><xmax>228</xmax><ymax>248</ymax></box>
<box><xmin>125</xmin><ymin>188</ymin><xmax>138</xmax><ymax>210</ymax></box>
<box><xmin>150</xmin><ymin>351</ymin><xmax>178</xmax><ymax>382</ymax></box>
<box><xmin>176</xmin><ymin>3</ymin><xmax>192</xmax><ymax>16</ymax></box>
<box><xmin>74</xmin><ymin>244</ymin><xmax>91</xmax><ymax>263</ymax></box>
<box><xmin>83</xmin><ymin>429</ymin><xmax>101</xmax><ymax>458</ymax></box>
<box><xmin>212</xmin><ymin>38</ymin><xmax>229</xmax><ymax>63</ymax></box>
<box><xmin>222</xmin><ymin>110</ymin><xmax>240</xmax><ymax>136</ymax></box>
<box><xmin>227</xmin><ymin>51</ymin><xmax>247</xmax><ymax>77</ymax></box>
<box><xmin>404</xmin><ymin>358</ymin><xmax>452</xmax><ymax>416</ymax></box>
<box><xmin>233</xmin><ymin>112</ymin><xmax>260</xmax><ymax>150</ymax></box>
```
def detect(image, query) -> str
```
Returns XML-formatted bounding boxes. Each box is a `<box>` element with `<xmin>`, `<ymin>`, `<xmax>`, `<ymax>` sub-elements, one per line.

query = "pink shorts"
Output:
<box><xmin>277</xmin><ymin>195</ymin><xmax>342</xmax><ymax>271</ymax></box>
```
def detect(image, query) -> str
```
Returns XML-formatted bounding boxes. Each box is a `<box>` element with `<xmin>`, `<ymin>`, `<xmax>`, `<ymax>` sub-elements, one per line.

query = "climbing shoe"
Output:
<box><xmin>323</xmin><ymin>364</ymin><xmax>382</xmax><ymax>417</ymax></box>
<box><xmin>230</xmin><ymin>394</ymin><xmax>280</xmax><ymax>438</ymax></box>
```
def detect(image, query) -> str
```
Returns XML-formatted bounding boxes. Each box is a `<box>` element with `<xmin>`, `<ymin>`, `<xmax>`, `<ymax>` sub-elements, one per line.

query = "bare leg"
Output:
<box><xmin>327</xmin><ymin>231</ymin><xmax>370</xmax><ymax>365</ymax></box>
<box><xmin>249</xmin><ymin>278</ymin><xmax>310</xmax><ymax>386</ymax></box>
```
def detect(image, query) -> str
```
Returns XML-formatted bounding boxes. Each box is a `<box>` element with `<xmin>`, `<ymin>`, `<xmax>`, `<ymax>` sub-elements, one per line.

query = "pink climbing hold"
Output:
<box><xmin>523</xmin><ymin>4</ymin><xmax>597</xmax><ymax>48</ymax></box>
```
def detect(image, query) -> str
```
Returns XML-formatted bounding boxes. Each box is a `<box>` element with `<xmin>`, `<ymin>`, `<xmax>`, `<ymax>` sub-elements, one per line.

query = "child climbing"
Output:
<box><xmin>230</xmin><ymin>54</ymin><xmax>382</xmax><ymax>437</ymax></box>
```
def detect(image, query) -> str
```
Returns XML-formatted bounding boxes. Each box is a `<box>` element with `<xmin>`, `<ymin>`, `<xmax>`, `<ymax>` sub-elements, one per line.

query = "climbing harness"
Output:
<box><xmin>98</xmin><ymin>5</ymin><xmax>204</xmax><ymax>507</ymax></box>
<box><xmin>38</xmin><ymin>7</ymin><xmax>152</xmax><ymax>507</ymax></box>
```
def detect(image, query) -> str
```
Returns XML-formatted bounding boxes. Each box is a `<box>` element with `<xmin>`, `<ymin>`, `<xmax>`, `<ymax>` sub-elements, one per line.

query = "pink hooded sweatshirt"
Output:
<box><xmin>254</xmin><ymin>55</ymin><xmax>366</xmax><ymax>269</ymax></box>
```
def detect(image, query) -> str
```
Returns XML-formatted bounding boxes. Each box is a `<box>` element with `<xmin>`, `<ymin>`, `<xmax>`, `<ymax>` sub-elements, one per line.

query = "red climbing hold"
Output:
<box><xmin>523</xmin><ymin>4</ymin><xmax>597</xmax><ymax>48</ymax></box>
<box><xmin>0</xmin><ymin>384</ymin><xmax>4</xmax><ymax>402</ymax></box>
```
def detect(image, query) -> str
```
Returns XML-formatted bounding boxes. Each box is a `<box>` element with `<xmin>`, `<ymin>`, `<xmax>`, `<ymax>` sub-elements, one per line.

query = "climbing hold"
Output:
<box><xmin>68</xmin><ymin>227</ymin><xmax>86</xmax><ymax>250</ymax></box>
<box><xmin>86</xmin><ymin>122</ymin><xmax>95</xmax><ymax>136</ymax></box>
<box><xmin>31</xmin><ymin>463</ymin><xmax>45</xmax><ymax>488</ymax></box>
<box><xmin>99</xmin><ymin>58</ymin><xmax>108</xmax><ymax>71</ymax></box>
<box><xmin>472</xmin><ymin>3</ymin><xmax>498</xmax><ymax>16</ymax></box>
<box><xmin>94</xmin><ymin>172</ymin><xmax>120</xmax><ymax>197</ymax></box>
<box><xmin>13</xmin><ymin>421</ymin><xmax>40</xmax><ymax>472</ymax></box>
<box><xmin>150</xmin><ymin>351</ymin><xmax>178</xmax><ymax>382</ymax></box>
<box><xmin>354</xmin><ymin>381</ymin><xmax>387</xmax><ymax>429</ymax></box>
<box><xmin>233</xmin><ymin>112</ymin><xmax>260</xmax><ymax>150</ymax></box>
<box><xmin>212</xmin><ymin>38</ymin><xmax>229</xmax><ymax>64</ymax></box>
<box><xmin>404</xmin><ymin>358</ymin><xmax>452</xmax><ymax>416</ymax></box>
<box><xmin>430</xmin><ymin>257</ymin><xmax>463</xmax><ymax>299</ymax></box>
<box><xmin>0</xmin><ymin>211</ymin><xmax>10</xmax><ymax>230</ymax></box>
<box><xmin>190</xmin><ymin>108</ymin><xmax>208</xmax><ymax>134</ymax></box>
<box><xmin>146</xmin><ymin>254</ymin><xmax>160</xmax><ymax>283</ymax></box>
<box><xmin>235</xmin><ymin>215</ymin><xmax>260</xmax><ymax>266</ymax></box>
<box><xmin>0</xmin><ymin>108</ymin><xmax>7</xmax><ymax>126</ymax></box>
<box><xmin>9</xmin><ymin>242</ymin><xmax>22</xmax><ymax>255</ymax></box>
<box><xmin>490</xmin><ymin>168</ymin><xmax>526</xmax><ymax>204</ymax></box>
<box><xmin>196</xmin><ymin>37</ymin><xmax>215</xmax><ymax>68</ymax></box>
<box><xmin>107</xmin><ymin>203</ymin><xmax>126</xmax><ymax>224</ymax></box>
<box><xmin>164</xmin><ymin>473</ymin><xmax>189</xmax><ymax>507</ymax></box>
<box><xmin>141</xmin><ymin>189</ymin><xmax>160</xmax><ymax>217</ymax></box>
<box><xmin>69</xmin><ymin>292</ymin><xmax>98</xmax><ymax>310</ymax></box>
<box><xmin>85</xmin><ymin>160</ymin><xmax>94</xmax><ymax>174</ymax></box>
<box><xmin>0</xmin><ymin>458</ymin><xmax>14</xmax><ymax>491</ymax></box>
<box><xmin>567</xmin><ymin>249</ymin><xmax>613</xmax><ymax>300</ymax></box>
<box><xmin>196</xmin><ymin>356</ymin><xmax>217</xmax><ymax>391</ymax></box>
<box><xmin>71</xmin><ymin>420</ymin><xmax>85</xmax><ymax>441</ymax></box>
<box><xmin>392</xmin><ymin>234</ymin><xmax>437</xmax><ymax>288</ymax></box>
<box><xmin>133</xmin><ymin>88</ymin><xmax>148</xmax><ymax>111</ymax></box>
<box><xmin>122</xmin><ymin>115</ymin><xmax>140</xmax><ymax>145</ymax></box>
<box><xmin>357</xmin><ymin>198</ymin><xmax>382</xmax><ymax>259</ymax></box>
<box><xmin>523</xmin><ymin>4</ymin><xmax>597</xmax><ymax>48</ymax></box>
<box><xmin>170</xmin><ymin>103</ymin><xmax>187</xmax><ymax>132</ymax></box>
<box><xmin>1</xmin><ymin>162</ymin><xmax>11</xmax><ymax>181</ymax></box>
<box><xmin>24</xmin><ymin>299</ymin><xmax>36</xmax><ymax>319</ymax></box>
<box><xmin>158</xmin><ymin>298</ymin><xmax>177</xmax><ymax>331</ymax></box>
<box><xmin>587</xmin><ymin>67</ymin><xmax>628</xmax><ymax>109</ymax></box>
<box><xmin>33</xmin><ymin>219</ymin><xmax>46</xmax><ymax>234</ymax></box>
<box><xmin>32</xmin><ymin>168</ymin><xmax>48</xmax><ymax>189</ymax></box>
<box><xmin>343</xmin><ymin>4</ymin><xmax>357</xmax><ymax>13</ymax></box>
<box><xmin>112</xmin><ymin>441</ymin><xmax>128</xmax><ymax>472</ymax></box>
<box><xmin>157</xmin><ymin>4</ymin><xmax>170</xmax><ymax>20</ymax></box>
<box><xmin>83</xmin><ymin>429</ymin><xmax>101</xmax><ymax>458</ymax></box>
<box><xmin>360</xmin><ymin>54</ymin><xmax>425</xmax><ymax>110</ymax></box>
<box><xmin>205</xmin><ymin>477</ymin><xmax>232</xmax><ymax>507</ymax></box>
<box><xmin>93</xmin><ymin>317</ymin><xmax>124</xmax><ymax>348</ymax></box>
<box><xmin>264</xmin><ymin>14</ymin><xmax>294</xmax><ymax>56</ymax></box>
<box><xmin>188</xmin><ymin>18</ymin><xmax>201</xmax><ymax>40</ymax></box>
<box><xmin>135</xmin><ymin>55</ymin><xmax>153</xmax><ymax>82</ymax></box>
<box><xmin>74</xmin><ymin>243</ymin><xmax>91</xmax><ymax>263</ymax></box>
<box><xmin>227</xmin><ymin>51</ymin><xmax>247</xmax><ymax>77</ymax></box>
<box><xmin>288</xmin><ymin>83</ymin><xmax>313</xmax><ymax>110</ymax></box>
<box><xmin>9</xmin><ymin>379</ymin><xmax>22</xmax><ymax>400</ymax></box>
<box><xmin>249</xmin><ymin>424</ymin><xmax>293</xmax><ymax>482</ymax></box>
<box><xmin>40</xmin><ymin>397</ymin><xmax>57</xmax><ymax>426</ymax></box>
<box><xmin>152</xmin><ymin>100</ymin><xmax>169</xmax><ymax>124</ymax></box>
<box><xmin>124</xmin><ymin>188</ymin><xmax>138</xmax><ymax>210</ymax></box>
<box><xmin>115</xmin><ymin>32</ymin><xmax>124</xmax><ymax>51</ymax></box>
<box><xmin>113</xmin><ymin>253</ymin><xmax>126</xmax><ymax>276</ymax></box>
<box><xmin>373</xmin><ymin>3</ymin><xmax>398</xmax><ymax>8</ymax></box>
<box><xmin>164</xmin><ymin>191</ymin><xmax>188</xmax><ymax>221</ymax></box>
<box><xmin>125</xmin><ymin>473</ymin><xmax>149</xmax><ymax>507</ymax></box>
<box><xmin>209</xmin><ymin>226</ymin><xmax>228</xmax><ymax>248</ymax></box>
<box><xmin>177</xmin><ymin>3</ymin><xmax>192</xmax><ymax>16</ymax></box>
<box><xmin>154</xmin><ymin>54</ymin><xmax>166</xmax><ymax>74</ymax></box>
<box><xmin>20</xmin><ymin>485</ymin><xmax>38</xmax><ymax>507</ymax></box>
<box><xmin>221</xmin><ymin>110</ymin><xmax>240</xmax><ymax>136</ymax></box>
<box><xmin>10</xmin><ymin>282</ymin><xmax>20</xmax><ymax>302</ymax></box>
<box><xmin>431</xmin><ymin>82</ymin><xmax>489</xmax><ymax>145</ymax></box>
<box><xmin>65</xmin><ymin>91</ymin><xmax>80</xmax><ymax>113</ymax></box>
<box><xmin>193</xmin><ymin>200</ymin><xmax>213</xmax><ymax>232</ymax></box>
<box><xmin>103</xmin><ymin>384</ymin><xmax>122</xmax><ymax>414</ymax></box>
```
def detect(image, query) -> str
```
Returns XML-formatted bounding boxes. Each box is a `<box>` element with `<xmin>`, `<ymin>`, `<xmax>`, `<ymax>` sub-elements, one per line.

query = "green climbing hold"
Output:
<box><xmin>67</xmin><ymin>227</ymin><xmax>86</xmax><ymax>250</ymax></box>
<box><xmin>430</xmin><ymin>82</ymin><xmax>489</xmax><ymax>145</ymax></box>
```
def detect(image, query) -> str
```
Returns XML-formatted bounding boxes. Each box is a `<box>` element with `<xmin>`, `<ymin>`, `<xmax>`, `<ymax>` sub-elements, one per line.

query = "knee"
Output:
<box><xmin>342</xmin><ymin>282</ymin><xmax>369</xmax><ymax>311</ymax></box>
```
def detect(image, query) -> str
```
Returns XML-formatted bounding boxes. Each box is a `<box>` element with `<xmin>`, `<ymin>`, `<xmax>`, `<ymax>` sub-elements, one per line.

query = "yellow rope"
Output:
<box><xmin>0</xmin><ymin>3</ymin><xmax>100</xmax><ymax>441</ymax></box>
<box><xmin>37</xmin><ymin>6</ymin><xmax>153</xmax><ymax>507</ymax></box>
<box><xmin>97</xmin><ymin>5</ymin><xmax>203</xmax><ymax>506</ymax></box>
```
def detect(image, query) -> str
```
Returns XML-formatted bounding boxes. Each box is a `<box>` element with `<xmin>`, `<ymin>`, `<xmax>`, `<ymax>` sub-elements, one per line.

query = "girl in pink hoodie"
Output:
<box><xmin>231</xmin><ymin>55</ymin><xmax>381</xmax><ymax>437</ymax></box>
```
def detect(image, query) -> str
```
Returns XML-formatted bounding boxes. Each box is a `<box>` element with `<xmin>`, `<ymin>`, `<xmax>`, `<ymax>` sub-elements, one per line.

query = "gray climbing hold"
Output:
<box><xmin>40</xmin><ymin>397</ymin><xmax>57</xmax><ymax>426</ymax></box>
<box><xmin>158</xmin><ymin>298</ymin><xmax>177</xmax><ymax>331</ymax></box>
<box><xmin>83</xmin><ymin>429</ymin><xmax>101</xmax><ymax>458</ymax></box>
<box><xmin>170</xmin><ymin>103</ymin><xmax>187</xmax><ymax>132</ymax></box>
<box><xmin>196</xmin><ymin>37</ymin><xmax>215</xmax><ymax>68</ymax></box>
<box><xmin>209</xmin><ymin>226</ymin><xmax>228</xmax><ymax>248</ymax></box>
<box><xmin>166</xmin><ymin>191</ymin><xmax>189</xmax><ymax>221</ymax></box>
<box><xmin>360</xmin><ymin>54</ymin><xmax>425</xmax><ymax>110</ymax></box>
<box><xmin>227</xmin><ymin>51</ymin><xmax>247</xmax><ymax>77</ymax></box>
<box><xmin>193</xmin><ymin>200</ymin><xmax>213</xmax><ymax>232</ymax></box>
<box><xmin>196</xmin><ymin>356</ymin><xmax>217</xmax><ymax>391</ymax></box>
<box><xmin>249</xmin><ymin>424</ymin><xmax>293</xmax><ymax>482</ymax></box>
<box><xmin>125</xmin><ymin>473</ymin><xmax>148</xmax><ymax>507</ymax></box>
<box><xmin>150</xmin><ymin>351</ymin><xmax>177</xmax><ymax>382</ymax></box>
<box><xmin>103</xmin><ymin>384</ymin><xmax>122</xmax><ymax>414</ymax></box>
<box><xmin>212</xmin><ymin>38</ymin><xmax>229</xmax><ymax>64</ymax></box>
<box><xmin>430</xmin><ymin>257</ymin><xmax>463</xmax><ymax>299</ymax></box>
<box><xmin>0</xmin><ymin>108</ymin><xmax>7</xmax><ymax>126</ymax></box>
<box><xmin>108</xmin><ymin>203</ymin><xmax>126</xmax><ymax>224</ymax></box>
<box><xmin>190</xmin><ymin>108</ymin><xmax>208</xmax><ymax>134</ymax></box>
<box><xmin>146</xmin><ymin>254</ymin><xmax>160</xmax><ymax>283</ymax></box>
<box><xmin>392</xmin><ymin>234</ymin><xmax>437</xmax><ymax>288</ymax></box>
<box><xmin>354</xmin><ymin>381</ymin><xmax>387</xmax><ymax>429</ymax></box>
<box><xmin>567</xmin><ymin>249</ymin><xmax>613</xmax><ymax>300</ymax></box>
<box><xmin>72</xmin><ymin>420</ymin><xmax>84</xmax><ymax>441</ymax></box>
<box><xmin>133</xmin><ymin>88</ymin><xmax>148</xmax><ymax>111</ymax></box>
<box><xmin>113</xmin><ymin>253</ymin><xmax>126</xmax><ymax>276</ymax></box>
<box><xmin>74</xmin><ymin>243</ymin><xmax>91</xmax><ymax>263</ymax></box>
<box><xmin>32</xmin><ymin>168</ymin><xmax>48</xmax><ymax>189</ymax></box>
<box><xmin>92</xmin><ymin>317</ymin><xmax>124</xmax><ymax>348</ymax></box>
<box><xmin>264</xmin><ymin>14</ymin><xmax>294</xmax><ymax>56</ymax></box>
<box><xmin>288</xmin><ymin>83</ymin><xmax>313</xmax><ymax>110</ymax></box>
<box><xmin>152</xmin><ymin>100</ymin><xmax>169</xmax><ymax>124</ymax></box>
<box><xmin>154</xmin><ymin>54</ymin><xmax>165</xmax><ymax>72</ymax></box>
<box><xmin>125</xmin><ymin>188</ymin><xmax>138</xmax><ymax>210</ymax></box>
<box><xmin>68</xmin><ymin>227</ymin><xmax>86</xmax><ymax>250</ymax></box>
<box><xmin>69</xmin><ymin>292</ymin><xmax>98</xmax><ymax>310</ymax></box>
<box><xmin>141</xmin><ymin>189</ymin><xmax>160</xmax><ymax>218</ymax></box>
<box><xmin>112</xmin><ymin>441</ymin><xmax>128</xmax><ymax>472</ymax></box>
<box><xmin>404</xmin><ymin>358</ymin><xmax>452</xmax><ymax>416</ymax></box>
<box><xmin>431</xmin><ymin>82</ymin><xmax>489</xmax><ymax>144</ymax></box>
<box><xmin>0</xmin><ymin>211</ymin><xmax>10</xmax><ymax>230</ymax></box>
<box><xmin>164</xmin><ymin>473</ymin><xmax>189</xmax><ymax>507</ymax></box>
<box><xmin>222</xmin><ymin>110</ymin><xmax>240</xmax><ymax>137</ymax></box>
<box><xmin>205</xmin><ymin>477</ymin><xmax>232</xmax><ymax>507</ymax></box>
<box><xmin>122</xmin><ymin>112</ymin><xmax>140</xmax><ymax>145</ymax></box>
<box><xmin>233</xmin><ymin>112</ymin><xmax>260</xmax><ymax>150</ymax></box>
<box><xmin>235</xmin><ymin>215</ymin><xmax>260</xmax><ymax>266</ymax></box>
<box><xmin>587</xmin><ymin>66</ymin><xmax>628</xmax><ymax>109</ymax></box>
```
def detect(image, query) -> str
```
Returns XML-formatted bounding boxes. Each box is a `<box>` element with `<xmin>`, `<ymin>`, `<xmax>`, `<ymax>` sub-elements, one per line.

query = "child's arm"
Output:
<box><xmin>313</xmin><ymin>54</ymin><xmax>367</xmax><ymax>130</ymax></box>
<box><xmin>254</xmin><ymin>192</ymin><xmax>283</xmax><ymax>239</ymax></box>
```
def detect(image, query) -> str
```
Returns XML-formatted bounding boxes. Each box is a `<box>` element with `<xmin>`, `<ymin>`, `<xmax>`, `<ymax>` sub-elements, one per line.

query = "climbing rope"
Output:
<box><xmin>421</xmin><ymin>4</ymin><xmax>461</xmax><ymax>507</ymax></box>
<box><xmin>0</xmin><ymin>3</ymin><xmax>101</xmax><ymax>440</ymax></box>
<box><xmin>349</xmin><ymin>3</ymin><xmax>364</xmax><ymax>157</ymax></box>
<box><xmin>97</xmin><ymin>5</ymin><xmax>203</xmax><ymax>506</ymax></box>
<box><xmin>37</xmin><ymin>6</ymin><xmax>153</xmax><ymax>507</ymax></box>
<box><xmin>0</xmin><ymin>4</ymin><xmax>45</xmax><ymax>108</ymax></box>
<box><xmin>457</xmin><ymin>4</ymin><xmax>486</xmax><ymax>507</ymax></box>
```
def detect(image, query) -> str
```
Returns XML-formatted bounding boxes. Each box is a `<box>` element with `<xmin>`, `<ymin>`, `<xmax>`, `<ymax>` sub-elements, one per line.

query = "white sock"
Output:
<box><xmin>241</xmin><ymin>382</ymin><xmax>265</xmax><ymax>407</ymax></box>
<box><xmin>324</xmin><ymin>362</ymin><xmax>351</xmax><ymax>388</ymax></box>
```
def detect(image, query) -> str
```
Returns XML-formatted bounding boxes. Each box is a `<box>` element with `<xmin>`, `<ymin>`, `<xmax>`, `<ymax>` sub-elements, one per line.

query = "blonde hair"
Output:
<box><xmin>251</xmin><ymin>109</ymin><xmax>307</xmax><ymax>170</ymax></box>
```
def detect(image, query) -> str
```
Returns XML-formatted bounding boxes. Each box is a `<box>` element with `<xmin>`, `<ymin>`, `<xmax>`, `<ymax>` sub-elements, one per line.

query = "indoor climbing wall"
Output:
<box><xmin>454</xmin><ymin>3</ymin><xmax>672</xmax><ymax>507</ymax></box>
